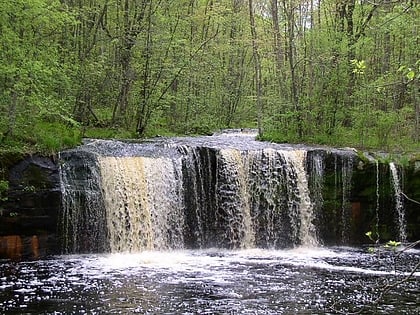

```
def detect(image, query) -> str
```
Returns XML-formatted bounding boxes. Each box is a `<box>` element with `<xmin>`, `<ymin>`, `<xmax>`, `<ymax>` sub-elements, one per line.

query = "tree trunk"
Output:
<box><xmin>282</xmin><ymin>0</ymin><xmax>302</xmax><ymax>138</ymax></box>
<box><xmin>136</xmin><ymin>1</ymin><xmax>153</xmax><ymax>136</ymax></box>
<box><xmin>112</xmin><ymin>0</ymin><xmax>148</xmax><ymax>125</ymax></box>
<box><xmin>223</xmin><ymin>0</ymin><xmax>246</xmax><ymax>127</ymax></box>
<box><xmin>114</xmin><ymin>48</ymin><xmax>134</xmax><ymax>121</ymax></box>
<box><xmin>414</xmin><ymin>83</ymin><xmax>419</xmax><ymax>142</ymax></box>
<box><xmin>248</xmin><ymin>0</ymin><xmax>263</xmax><ymax>136</ymax></box>
<box><xmin>271</xmin><ymin>0</ymin><xmax>285</xmax><ymax>95</ymax></box>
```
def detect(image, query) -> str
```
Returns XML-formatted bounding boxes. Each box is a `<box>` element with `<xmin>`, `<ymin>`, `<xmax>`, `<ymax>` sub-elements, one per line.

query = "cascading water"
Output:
<box><xmin>98</xmin><ymin>156</ymin><xmax>184</xmax><ymax>252</ymax></box>
<box><xmin>59</xmin><ymin>131</ymin><xmax>417</xmax><ymax>253</ymax></box>
<box><xmin>307</xmin><ymin>152</ymin><xmax>324</xmax><ymax>243</ymax></box>
<box><xmin>247</xmin><ymin>148</ymin><xmax>293</xmax><ymax>247</ymax></box>
<box><xmin>180</xmin><ymin>146</ymin><xmax>319</xmax><ymax>249</ymax></box>
<box><xmin>59</xmin><ymin>132</ymin><xmax>325</xmax><ymax>253</ymax></box>
<box><xmin>375</xmin><ymin>160</ymin><xmax>380</xmax><ymax>241</ymax></box>
<box><xmin>340</xmin><ymin>155</ymin><xmax>354</xmax><ymax>243</ymax></box>
<box><xmin>215</xmin><ymin>149</ymin><xmax>253</xmax><ymax>248</ymax></box>
<box><xmin>282</xmin><ymin>150</ymin><xmax>318</xmax><ymax>247</ymax></box>
<box><xmin>178</xmin><ymin>146</ymin><xmax>215</xmax><ymax>248</ymax></box>
<box><xmin>59</xmin><ymin>151</ymin><xmax>108</xmax><ymax>253</ymax></box>
<box><xmin>99</xmin><ymin>157</ymin><xmax>152</xmax><ymax>252</ymax></box>
<box><xmin>389</xmin><ymin>162</ymin><xmax>407</xmax><ymax>243</ymax></box>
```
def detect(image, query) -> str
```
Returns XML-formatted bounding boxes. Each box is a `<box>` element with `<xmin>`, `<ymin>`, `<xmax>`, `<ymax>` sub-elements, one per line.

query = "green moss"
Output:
<box><xmin>356</xmin><ymin>151</ymin><xmax>370</xmax><ymax>164</ymax></box>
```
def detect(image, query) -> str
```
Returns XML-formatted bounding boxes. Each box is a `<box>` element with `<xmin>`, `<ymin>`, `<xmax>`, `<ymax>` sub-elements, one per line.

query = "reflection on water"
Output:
<box><xmin>1</xmin><ymin>247</ymin><xmax>419</xmax><ymax>314</ymax></box>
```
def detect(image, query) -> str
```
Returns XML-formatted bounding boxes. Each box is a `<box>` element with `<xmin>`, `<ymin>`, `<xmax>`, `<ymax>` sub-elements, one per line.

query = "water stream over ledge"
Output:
<box><xmin>58</xmin><ymin>131</ymin><xmax>355</xmax><ymax>252</ymax></box>
<box><xmin>58</xmin><ymin>130</ymin><xmax>416</xmax><ymax>253</ymax></box>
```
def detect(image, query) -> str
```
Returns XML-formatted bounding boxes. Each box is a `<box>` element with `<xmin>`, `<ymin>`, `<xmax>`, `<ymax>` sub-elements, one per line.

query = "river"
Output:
<box><xmin>1</xmin><ymin>246</ymin><xmax>419</xmax><ymax>314</ymax></box>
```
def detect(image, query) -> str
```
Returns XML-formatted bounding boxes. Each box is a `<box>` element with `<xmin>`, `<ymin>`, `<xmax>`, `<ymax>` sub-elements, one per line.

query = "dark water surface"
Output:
<box><xmin>1</xmin><ymin>247</ymin><xmax>419</xmax><ymax>314</ymax></box>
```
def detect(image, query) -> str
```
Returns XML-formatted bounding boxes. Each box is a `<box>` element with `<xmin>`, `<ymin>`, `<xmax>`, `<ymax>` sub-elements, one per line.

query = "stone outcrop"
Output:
<box><xmin>0</xmin><ymin>155</ymin><xmax>60</xmax><ymax>259</ymax></box>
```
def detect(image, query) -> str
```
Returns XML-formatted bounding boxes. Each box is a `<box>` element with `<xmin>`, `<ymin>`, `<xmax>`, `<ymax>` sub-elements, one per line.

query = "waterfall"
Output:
<box><xmin>308</xmin><ymin>152</ymin><xmax>324</xmax><ymax>243</ymax></box>
<box><xmin>176</xmin><ymin>146</ymin><xmax>319</xmax><ymax>249</ymax></box>
<box><xmin>374</xmin><ymin>160</ymin><xmax>380</xmax><ymax>242</ymax></box>
<box><xmin>215</xmin><ymin>149</ymin><xmax>254</xmax><ymax>248</ymax></box>
<box><xmin>60</xmin><ymin>134</ymin><xmax>394</xmax><ymax>253</ymax></box>
<box><xmin>389</xmin><ymin>162</ymin><xmax>407</xmax><ymax>243</ymax></box>
<box><xmin>282</xmin><ymin>150</ymin><xmax>318</xmax><ymax>246</ymax></box>
<box><xmin>99</xmin><ymin>156</ymin><xmax>185</xmax><ymax>252</ymax></box>
<box><xmin>180</xmin><ymin>146</ymin><xmax>218</xmax><ymax>248</ymax></box>
<box><xmin>57</xmin><ymin>135</ymin><xmax>419</xmax><ymax>253</ymax></box>
<box><xmin>340</xmin><ymin>155</ymin><xmax>353</xmax><ymax>243</ymax></box>
<box><xmin>59</xmin><ymin>151</ymin><xmax>108</xmax><ymax>253</ymax></box>
<box><xmin>248</xmin><ymin>149</ymin><xmax>290</xmax><ymax>248</ymax></box>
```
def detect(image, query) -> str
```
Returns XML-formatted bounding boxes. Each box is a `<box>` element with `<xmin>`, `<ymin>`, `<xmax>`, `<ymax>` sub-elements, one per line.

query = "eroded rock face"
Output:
<box><xmin>0</xmin><ymin>235</ymin><xmax>46</xmax><ymax>260</ymax></box>
<box><xmin>0</xmin><ymin>156</ymin><xmax>60</xmax><ymax>259</ymax></box>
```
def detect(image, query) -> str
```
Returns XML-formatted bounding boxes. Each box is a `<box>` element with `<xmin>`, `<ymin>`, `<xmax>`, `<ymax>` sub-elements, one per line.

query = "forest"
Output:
<box><xmin>0</xmin><ymin>0</ymin><xmax>419</xmax><ymax>153</ymax></box>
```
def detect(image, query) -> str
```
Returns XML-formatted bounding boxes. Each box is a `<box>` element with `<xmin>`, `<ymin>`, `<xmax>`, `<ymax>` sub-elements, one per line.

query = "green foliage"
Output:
<box><xmin>365</xmin><ymin>231</ymin><xmax>374</xmax><ymax>242</ymax></box>
<box><xmin>83</xmin><ymin>128</ymin><xmax>135</xmax><ymax>140</ymax></box>
<box><xmin>0</xmin><ymin>180</ymin><xmax>8</xmax><ymax>202</ymax></box>
<box><xmin>0</xmin><ymin>0</ymin><xmax>76</xmax><ymax>153</ymax></box>
<box><xmin>375</xmin><ymin>112</ymin><xmax>396</xmax><ymax>147</ymax></box>
<box><xmin>0</xmin><ymin>0</ymin><xmax>418</xmax><ymax>153</ymax></box>
<box><xmin>33</xmin><ymin>122</ymin><xmax>81</xmax><ymax>153</ymax></box>
<box><xmin>398</xmin><ymin>60</ymin><xmax>420</xmax><ymax>82</ymax></box>
<box><xmin>23</xmin><ymin>185</ymin><xmax>35</xmax><ymax>193</ymax></box>
<box><xmin>365</xmin><ymin>231</ymin><xmax>404</xmax><ymax>253</ymax></box>
<box><xmin>385</xmin><ymin>240</ymin><xmax>401</xmax><ymax>248</ymax></box>
<box><xmin>351</xmin><ymin>59</ymin><xmax>366</xmax><ymax>75</ymax></box>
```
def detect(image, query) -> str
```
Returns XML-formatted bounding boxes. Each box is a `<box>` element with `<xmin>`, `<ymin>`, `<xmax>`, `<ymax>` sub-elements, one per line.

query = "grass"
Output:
<box><xmin>82</xmin><ymin>127</ymin><xmax>135</xmax><ymax>140</ymax></box>
<box><xmin>33</xmin><ymin>121</ymin><xmax>82</xmax><ymax>153</ymax></box>
<box><xmin>0</xmin><ymin>121</ymin><xmax>82</xmax><ymax>156</ymax></box>
<box><xmin>261</xmin><ymin>127</ymin><xmax>420</xmax><ymax>154</ymax></box>
<box><xmin>1</xmin><ymin>115</ymin><xmax>419</xmax><ymax>160</ymax></box>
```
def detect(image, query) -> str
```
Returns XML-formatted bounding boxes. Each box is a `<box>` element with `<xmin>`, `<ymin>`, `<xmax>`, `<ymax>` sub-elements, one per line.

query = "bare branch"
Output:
<box><xmin>374</xmin><ymin>260</ymin><xmax>420</xmax><ymax>305</ymax></box>
<box><xmin>401</xmin><ymin>192</ymin><xmax>420</xmax><ymax>205</ymax></box>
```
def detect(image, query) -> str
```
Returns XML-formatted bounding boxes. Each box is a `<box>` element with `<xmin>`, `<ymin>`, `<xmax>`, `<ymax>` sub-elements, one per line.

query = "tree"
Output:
<box><xmin>0</xmin><ymin>0</ymin><xmax>73</xmax><ymax>143</ymax></box>
<box><xmin>111</xmin><ymin>0</ymin><xmax>149</xmax><ymax>124</ymax></box>
<box><xmin>68</xmin><ymin>0</ymin><xmax>111</xmax><ymax>126</ymax></box>
<box><xmin>0</xmin><ymin>0</ymin><xmax>418</xmax><ymax>150</ymax></box>
<box><xmin>249</xmin><ymin>0</ymin><xmax>263</xmax><ymax>135</ymax></box>
<box><xmin>221</xmin><ymin>0</ymin><xmax>248</xmax><ymax>128</ymax></box>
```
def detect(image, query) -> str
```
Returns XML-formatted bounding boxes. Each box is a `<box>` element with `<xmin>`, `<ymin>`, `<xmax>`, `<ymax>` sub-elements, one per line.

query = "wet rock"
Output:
<box><xmin>0</xmin><ymin>155</ymin><xmax>60</xmax><ymax>259</ymax></box>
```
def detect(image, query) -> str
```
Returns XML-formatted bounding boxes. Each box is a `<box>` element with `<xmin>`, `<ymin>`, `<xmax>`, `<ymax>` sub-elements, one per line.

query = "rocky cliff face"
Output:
<box><xmin>0</xmin><ymin>155</ymin><xmax>60</xmax><ymax>260</ymax></box>
<box><xmin>404</xmin><ymin>160</ymin><xmax>420</xmax><ymax>240</ymax></box>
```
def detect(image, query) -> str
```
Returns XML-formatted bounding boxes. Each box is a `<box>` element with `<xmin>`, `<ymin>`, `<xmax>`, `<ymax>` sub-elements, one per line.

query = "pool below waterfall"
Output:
<box><xmin>1</xmin><ymin>246</ymin><xmax>419</xmax><ymax>314</ymax></box>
